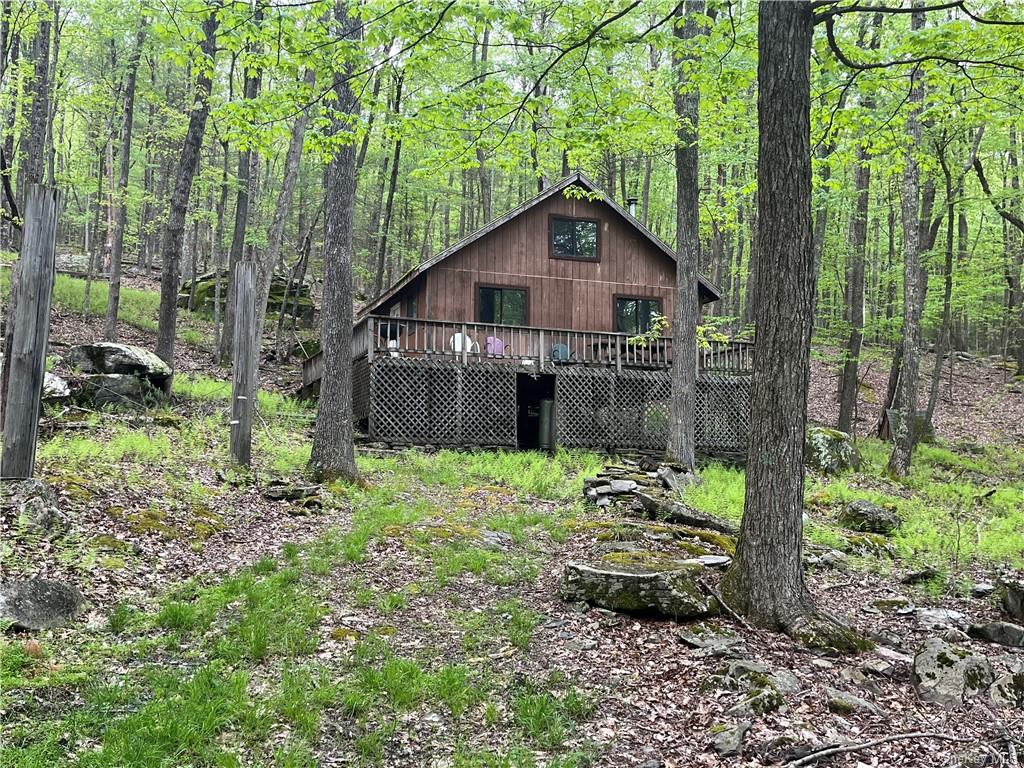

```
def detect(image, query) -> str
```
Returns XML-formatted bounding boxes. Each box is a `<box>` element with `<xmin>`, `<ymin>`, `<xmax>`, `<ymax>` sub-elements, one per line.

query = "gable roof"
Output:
<box><xmin>360</xmin><ymin>171</ymin><xmax>721</xmax><ymax>317</ymax></box>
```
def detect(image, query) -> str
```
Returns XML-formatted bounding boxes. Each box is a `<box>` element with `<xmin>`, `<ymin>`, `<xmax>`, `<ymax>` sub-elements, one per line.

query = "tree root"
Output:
<box><xmin>784</xmin><ymin>609</ymin><xmax>873</xmax><ymax>655</ymax></box>
<box><xmin>783</xmin><ymin>731</ymin><xmax>972</xmax><ymax>767</ymax></box>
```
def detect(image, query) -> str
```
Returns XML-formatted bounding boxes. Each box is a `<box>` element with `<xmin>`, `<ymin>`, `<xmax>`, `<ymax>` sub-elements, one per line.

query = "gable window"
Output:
<box><xmin>478</xmin><ymin>286</ymin><xmax>528</xmax><ymax>326</ymax></box>
<box><xmin>551</xmin><ymin>216</ymin><xmax>599</xmax><ymax>260</ymax></box>
<box><xmin>615</xmin><ymin>297</ymin><xmax>662</xmax><ymax>335</ymax></box>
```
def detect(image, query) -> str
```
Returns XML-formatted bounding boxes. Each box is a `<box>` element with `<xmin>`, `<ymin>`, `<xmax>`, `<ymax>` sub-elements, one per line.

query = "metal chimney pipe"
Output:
<box><xmin>626</xmin><ymin>197</ymin><xmax>638</xmax><ymax>217</ymax></box>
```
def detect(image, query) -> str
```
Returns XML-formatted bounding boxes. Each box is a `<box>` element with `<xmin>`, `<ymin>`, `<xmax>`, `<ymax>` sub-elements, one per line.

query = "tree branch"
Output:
<box><xmin>784</xmin><ymin>732</ymin><xmax>973</xmax><ymax>768</ymax></box>
<box><xmin>974</xmin><ymin>156</ymin><xmax>1024</xmax><ymax>234</ymax></box>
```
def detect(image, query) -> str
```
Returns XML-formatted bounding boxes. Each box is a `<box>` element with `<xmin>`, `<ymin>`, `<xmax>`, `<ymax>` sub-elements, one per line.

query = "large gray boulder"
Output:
<box><xmin>0</xmin><ymin>578</ymin><xmax>84</xmax><ymax>630</ymax></box>
<box><xmin>560</xmin><ymin>561</ymin><xmax>719</xmax><ymax>620</ymax></box>
<box><xmin>911</xmin><ymin>637</ymin><xmax>994</xmax><ymax>708</ymax></box>
<box><xmin>75</xmin><ymin>373</ymin><xmax>163</xmax><ymax>407</ymax></box>
<box><xmin>66</xmin><ymin>343</ymin><xmax>171</xmax><ymax>392</ymax></box>
<box><xmin>967</xmin><ymin>621</ymin><xmax>1024</xmax><ymax>648</ymax></box>
<box><xmin>805</xmin><ymin>427</ymin><xmax>861</xmax><ymax>475</ymax></box>
<box><xmin>838</xmin><ymin>500</ymin><xmax>900</xmax><ymax>535</ymax></box>
<box><xmin>1002</xmin><ymin>579</ymin><xmax>1024</xmax><ymax>623</ymax></box>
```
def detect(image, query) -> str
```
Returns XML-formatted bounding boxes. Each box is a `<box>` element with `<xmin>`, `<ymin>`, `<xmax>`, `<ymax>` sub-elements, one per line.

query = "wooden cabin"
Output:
<box><xmin>304</xmin><ymin>172</ymin><xmax>752</xmax><ymax>454</ymax></box>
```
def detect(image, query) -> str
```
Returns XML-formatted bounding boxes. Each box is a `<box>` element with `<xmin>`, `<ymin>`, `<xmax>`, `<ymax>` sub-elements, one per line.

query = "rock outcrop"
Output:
<box><xmin>560</xmin><ymin>560</ymin><xmax>718</xmax><ymax>620</ymax></box>
<box><xmin>66</xmin><ymin>342</ymin><xmax>171</xmax><ymax>403</ymax></box>
<box><xmin>911</xmin><ymin>637</ymin><xmax>995</xmax><ymax>708</ymax></box>
<box><xmin>805</xmin><ymin>426</ymin><xmax>861</xmax><ymax>475</ymax></box>
<box><xmin>838</xmin><ymin>500</ymin><xmax>900</xmax><ymax>535</ymax></box>
<box><xmin>967</xmin><ymin>621</ymin><xmax>1024</xmax><ymax>648</ymax></box>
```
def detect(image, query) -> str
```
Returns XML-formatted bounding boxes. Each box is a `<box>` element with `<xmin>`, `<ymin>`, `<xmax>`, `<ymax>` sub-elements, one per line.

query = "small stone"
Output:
<box><xmin>769</xmin><ymin>669</ymin><xmax>801</xmax><ymax>695</ymax></box>
<box><xmin>608</xmin><ymin>479</ymin><xmax>638</xmax><ymax>494</ymax></box>
<box><xmin>678</xmin><ymin>624</ymin><xmax>742</xmax><ymax>652</ymax></box>
<box><xmin>815</xmin><ymin>550</ymin><xmax>849</xmax><ymax>570</ymax></box>
<box><xmin>680</xmin><ymin>555</ymin><xmax>732</xmax><ymax>569</ymax></box>
<box><xmin>42</xmin><ymin>371</ymin><xmax>70</xmax><ymax>400</ymax></box>
<box><xmin>859</xmin><ymin>658</ymin><xmax>896</xmax><ymax>677</ymax></box>
<box><xmin>1</xmin><ymin>479</ymin><xmax>65</xmax><ymax>536</ymax></box>
<box><xmin>871</xmin><ymin>596</ymin><xmax>912</xmax><ymax>613</ymax></box>
<box><xmin>726</xmin><ymin>687</ymin><xmax>784</xmax><ymax>718</ymax></box>
<box><xmin>479</xmin><ymin>530</ymin><xmax>515</xmax><ymax>552</ymax></box>
<box><xmin>989</xmin><ymin>672</ymin><xmax>1024</xmax><ymax>708</ymax></box>
<box><xmin>263</xmin><ymin>481</ymin><xmax>320</xmax><ymax>501</ymax></box>
<box><xmin>839</xmin><ymin>666</ymin><xmax>882</xmax><ymax>695</ymax></box>
<box><xmin>826</xmin><ymin>686</ymin><xmax>881</xmax><ymax>715</ymax></box>
<box><xmin>916</xmin><ymin>607</ymin><xmax>966</xmax><ymax>629</ymax></box>
<box><xmin>595</xmin><ymin>496</ymin><xmax>611</xmax><ymax>508</ymax></box>
<box><xmin>839</xmin><ymin>500</ymin><xmax>901</xmax><ymax>535</ymax></box>
<box><xmin>911</xmin><ymin>637</ymin><xmax>995</xmax><ymax>708</ymax></box>
<box><xmin>711</xmin><ymin>721</ymin><xmax>751</xmax><ymax>757</ymax></box>
<box><xmin>902</xmin><ymin>567</ymin><xmax>940</xmax><ymax>585</ymax></box>
<box><xmin>0</xmin><ymin>578</ymin><xmax>85</xmax><ymax>630</ymax></box>
<box><xmin>970</xmin><ymin>582</ymin><xmax>996</xmax><ymax>599</ymax></box>
<box><xmin>810</xmin><ymin>659</ymin><xmax>835</xmax><ymax>670</ymax></box>
<box><xmin>966</xmin><ymin>621</ymin><xmax>1024</xmax><ymax>648</ymax></box>
<box><xmin>594</xmin><ymin>485</ymin><xmax>612</xmax><ymax>495</ymax></box>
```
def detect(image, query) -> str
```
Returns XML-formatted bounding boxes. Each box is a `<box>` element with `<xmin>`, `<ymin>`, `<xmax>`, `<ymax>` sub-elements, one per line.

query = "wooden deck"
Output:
<box><xmin>302</xmin><ymin>315</ymin><xmax>754</xmax><ymax>389</ymax></box>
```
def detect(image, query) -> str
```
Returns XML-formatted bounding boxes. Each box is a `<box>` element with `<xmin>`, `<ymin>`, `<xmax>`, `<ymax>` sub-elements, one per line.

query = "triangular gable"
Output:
<box><xmin>360</xmin><ymin>171</ymin><xmax>721</xmax><ymax>317</ymax></box>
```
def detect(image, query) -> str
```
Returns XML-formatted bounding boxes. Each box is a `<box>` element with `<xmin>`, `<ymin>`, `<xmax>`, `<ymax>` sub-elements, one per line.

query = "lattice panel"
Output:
<box><xmin>695</xmin><ymin>375</ymin><xmax>750</xmax><ymax>453</ymax></box>
<box><xmin>352</xmin><ymin>357</ymin><xmax>371</xmax><ymax>422</ymax></box>
<box><xmin>369</xmin><ymin>358</ymin><xmax>516</xmax><ymax>447</ymax></box>
<box><xmin>462</xmin><ymin>366</ymin><xmax>516</xmax><ymax>446</ymax></box>
<box><xmin>556</xmin><ymin>367</ymin><xmax>748</xmax><ymax>454</ymax></box>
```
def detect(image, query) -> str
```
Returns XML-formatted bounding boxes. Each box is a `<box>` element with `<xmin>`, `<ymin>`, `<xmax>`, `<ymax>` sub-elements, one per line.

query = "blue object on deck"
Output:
<box><xmin>550</xmin><ymin>343</ymin><xmax>570</xmax><ymax>362</ymax></box>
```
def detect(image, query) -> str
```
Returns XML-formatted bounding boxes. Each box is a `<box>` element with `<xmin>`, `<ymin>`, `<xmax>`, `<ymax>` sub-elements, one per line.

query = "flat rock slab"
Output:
<box><xmin>560</xmin><ymin>561</ymin><xmax>718</xmax><ymax>620</ymax></box>
<box><xmin>0</xmin><ymin>578</ymin><xmax>85</xmax><ymax>631</ymax></box>
<box><xmin>66</xmin><ymin>342</ymin><xmax>171</xmax><ymax>379</ymax></box>
<box><xmin>967</xmin><ymin>621</ymin><xmax>1024</xmax><ymax>648</ymax></box>
<box><xmin>634</xmin><ymin>491</ymin><xmax>737</xmax><ymax>535</ymax></box>
<box><xmin>911</xmin><ymin>637</ymin><xmax>994</xmax><ymax>708</ymax></box>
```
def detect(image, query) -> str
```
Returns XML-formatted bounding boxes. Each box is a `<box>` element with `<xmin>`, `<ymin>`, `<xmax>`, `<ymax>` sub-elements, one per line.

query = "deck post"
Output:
<box><xmin>367</xmin><ymin>316</ymin><xmax>375</xmax><ymax>363</ymax></box>
<box><xmin>1</xmin><ymin>185</ymin><xmax>59</xmax><ymax>480</ymax></box>
<box><xmin>229</xmin><ymin>261</ymin><xmax>257</xmax><ymax>467</ymax></box>
<box><xmin>461</xmin><ymin>323</ymin><xmax>468</xmax><ymax>365</ymax></box>
<box><xmin>539</xmin><ymin>329</ymin><xmax>545</xmax><ymax>368</ymax></box>
<box><xmin>616</xmin><ymin>335</ymin><xmax>623</xmax><ymax>373</ymax></box>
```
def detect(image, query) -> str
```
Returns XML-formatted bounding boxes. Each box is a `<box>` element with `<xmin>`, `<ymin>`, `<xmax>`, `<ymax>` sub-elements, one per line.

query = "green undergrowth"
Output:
<box><xmin>0</xmin><ymin>265</ymin><xmax>208</xmax><ymax>347</ymax></box>
<box><xmin>1</xmin><ymin>442</ymin><xmax>601</xmax><ymax>766</ymax></box>
<box><xmin>683</xmin><ymin>437</ymin><xmax>1024</xmax><ymax>574</ymax></box>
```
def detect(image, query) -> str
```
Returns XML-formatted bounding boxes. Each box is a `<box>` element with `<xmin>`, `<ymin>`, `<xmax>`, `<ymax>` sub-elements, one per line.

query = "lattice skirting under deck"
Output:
<box><xmin>368</xmin><ymin>357</ymin><xmax>517</xmax><ymax>447</ymax></box>
<box><xmin>362</xmin><ymin>357</ymin><xmax>749</xmax><ymax>454</ymax></box>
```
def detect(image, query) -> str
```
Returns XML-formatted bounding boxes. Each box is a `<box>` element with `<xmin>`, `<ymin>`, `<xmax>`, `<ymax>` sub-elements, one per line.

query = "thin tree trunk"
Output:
<box><xmin>254</xmin><ymin>67</ymin><xmax>316</xmax><ymax>355</ymax></box>
<box><xmin>155</xmin><ymin>8</ymin><xmax>219</xmax><ymax>367</ymax></box>
<box><xmin>220</xmin><ymin>20</ymin><xmax>263</xmax><ymax>364</ymax></box>
<box><xmin>310</xmin><ymin>1</ymin><xmax>359</xmax><ymax>482</ymax></box>
<box><xmin>667</xmin><ymin>0</ymin><xmax>706</xmax><ymax>469</ymax></box>
<box><xmin>475</xmin><ymin>26</ymin><xmax>491</xmax><ymax>223</ymax></box>
<box><xmin>104</xmin><ymin>19</ymin><xmax>147</xmax><ymax>341</ymax></box>
<box><xmin>887</xmin><ymin>4</ymin><xmax>927</xmax><ymax>477</ymax></box>
<box><xmin>837</xmin><ymin>135</ymin><xmax>872</xmax><ymax>434</ymax></box>
<box><xmin>925</xmin><ymin>155</ymin><xmax>957</xmax><ymax>425</ymax></box>
<box><xmin>372</xmin><ymin>72</ymin><xmax>403</xmax><ymax>298</ymax></box>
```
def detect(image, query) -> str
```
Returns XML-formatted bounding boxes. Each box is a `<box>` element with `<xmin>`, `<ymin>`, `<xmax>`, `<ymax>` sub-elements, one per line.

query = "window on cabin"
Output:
<box><xmin>551</xmin><ymin>216</ymin><xmax>599</xmax><ymax>260</ymax></box>
<box><xmin>478</xmin><ymin>286</ymin><xmax>528</xmax><ymax>326</ymax></box>
<box><xmin>615</xmin><ymin>297</ymin><xmax>662</xmax><ymax>335</ymax></box>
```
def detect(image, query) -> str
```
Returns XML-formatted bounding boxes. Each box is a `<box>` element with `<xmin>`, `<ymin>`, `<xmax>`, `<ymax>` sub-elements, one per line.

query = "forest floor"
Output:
<box><xmin>2</xmin><ymin>273</ymin><xmax>1024</xmax><ymax>767</ymax></box>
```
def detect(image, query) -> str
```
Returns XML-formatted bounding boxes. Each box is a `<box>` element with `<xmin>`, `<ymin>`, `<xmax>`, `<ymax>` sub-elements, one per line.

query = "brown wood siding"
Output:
<box><xmin>401</xmin><ymin>194</ymin><xmax>680</xmax><ymax>332</ymax></box>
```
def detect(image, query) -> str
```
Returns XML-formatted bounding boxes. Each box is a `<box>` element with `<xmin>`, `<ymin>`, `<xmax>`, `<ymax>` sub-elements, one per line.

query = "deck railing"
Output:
<box><xmin>351</xmin><ymin>315</ymin><xmax>754</xmax><ymax>374</ymax></box>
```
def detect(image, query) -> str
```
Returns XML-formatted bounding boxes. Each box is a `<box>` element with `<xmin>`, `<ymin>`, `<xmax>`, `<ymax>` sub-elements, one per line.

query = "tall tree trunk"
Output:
<box><xmin>155</xmin><ymin>9</ymin><xmax>219</xmax><ymax>367</ymax></box>
<box><xmin>372</xmin><ymin>72</ymin><xmax>403</xmax><ymax>298</ymax></box>
<box><xmin>925</xmin><ymin>154</ymin><xmax>957</xmax><ymax>425</ymax></box>
<box><xmin>104</xmin><ymin>19</ymin><xmax>147</xmax><ymax>341</ymax></box>
<box><xmin>837</xmin><ymin>136</ymin><xmax>871</xmax><ymax>434</ymax></box>
<box><xmin>220</xmin><ymin>15</ymin><xmax>263</xmax><ymax>365</ymax></box>
<box><xmin>475</xmin><ymin>25</ymin><xmax>491</xmax><ymax>223</ymax></box>
<box><xmin>722</xmin><ymin>1</ymin><xmax>862</xmax><ymax>651</ymax></box>
<box><xmin>887</xmin><ymin>5</ymin><xmax>927</xmax><ymax>477</ymax></box>
<box><xmin>310</xmin><ymin>2</ymin><xmax>359</xmax><ymax>482</ymax></box>
<box><xmin>667</xmin><ymin>0</ymin><xmax>706</xmax><ymax>469</ymax></box>
<box><xmin>254</xmin><ymin>67</ymin><xmax>316</xmax><ymax>354</ymax></box>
